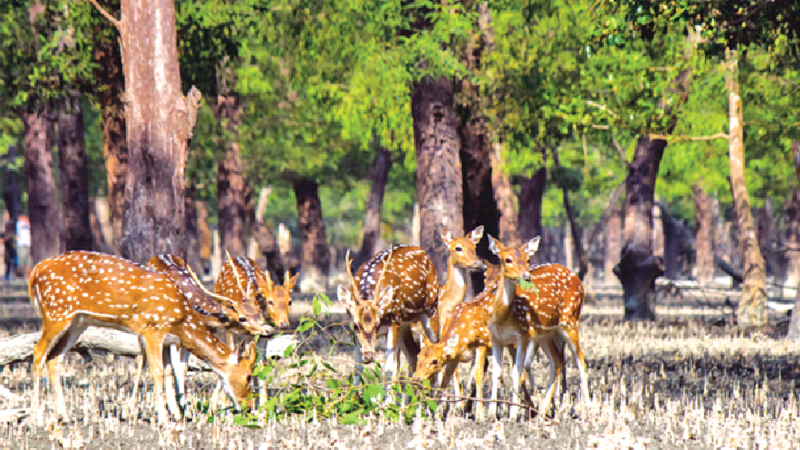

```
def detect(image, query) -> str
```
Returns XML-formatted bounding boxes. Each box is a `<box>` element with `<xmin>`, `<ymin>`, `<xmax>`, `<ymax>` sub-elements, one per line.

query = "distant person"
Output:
<box><xmin>16</xmin><ymin>215</ymin><xmax>30</xmax><ymax>279</ymax></box>
<box><xmin>3</xmin><ymin>221</ymin><xmax>15</xmax><ymax>281</ymax></box>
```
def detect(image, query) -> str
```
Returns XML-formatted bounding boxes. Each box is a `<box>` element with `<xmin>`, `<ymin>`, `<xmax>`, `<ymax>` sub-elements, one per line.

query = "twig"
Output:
<box><xmin>86</xmin><ymin>0</ymin><xmax>121</xmax><ymax>30</ymax></box>
<box><xmin>649</xmin><ymin>133</ymin><xmax>730</xmax><ymax>142</ymax></box>
<box><xmin>610</xmin><ymin>133</ymin><xmax>629</xmax><ymax>167</ymax></box>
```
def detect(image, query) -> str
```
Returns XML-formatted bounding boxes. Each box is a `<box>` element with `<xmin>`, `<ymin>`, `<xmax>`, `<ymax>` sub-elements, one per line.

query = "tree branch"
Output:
<box><xmin>649</xmin><ymin>133</ymin><xmax>730</xmax><ymax>142</ymax></box>
<box><xmin>86</xmin><ymin>0</ymin><xmax>121</xmax><ymax>30</ymax></box>
<box><xmin>610</xmin><ymin>133</ymin><xmax>629</xmax><ymax>167</ymax></box>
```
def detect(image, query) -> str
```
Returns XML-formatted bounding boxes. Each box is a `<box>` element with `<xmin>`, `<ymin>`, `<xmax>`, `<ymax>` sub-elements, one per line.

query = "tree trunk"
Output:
<box><xmin>412</xmin><ymin>75</ymin><xmax>463</xmax><ymax>279</ymax></box>
<box><xmin>661</xmin><ymin>203</ymin><xmax>683</xmax><ymax>280</ymax></box>
<box><xmin>784</xmin><ymin>189</ymin><xmax>800</xmax><ymax>287</ymax></box>
<box><xmin>294</xmin><ymin>178</ymin><xmax>330</xmax><ymax>292</ymax></box>
<box><xmin>756</xmin><ymin>200</ymin><xmax>778</xmax><ymax>277</ymax></box>
<box><xmin>613</xmin><ymin>137</ymin><xmax>666</xmax><ymax>321</ymax></box>
<box><xmin>57</xmin><ymin>95</ymin><xmax>93</xmax><ymax>252</ymax></box>
<box><xmin>215</xmin><ymin>94</ymin><xmax>247</xmax><ymax>258</ymax></box>
<box><xmin>197</xmin><ymin>200</ymin><xmax>212</xmax><ymax>276</ymax></box>
<box><xmin>23</xmin><ymin>107</ymin><xmax>62</xmax><ymax>265</ymax></box>
<box><xmin>251</xmin><ymin>187</ymin><xmax>284</xmax><ymax>282</ymax></box>
<box><xmin>2</xmin><ymin>145</ymin><xmax>23</xmax><ymax>223</ymax></box>
<box><xmin>517</xmin><ymin>162</ymin><xmax>547</xmax><ymax>265</ymax></box>
<box><xmin>604</xmin><ymin>200</ymin><xmax>622</xmax><ymax>285</ymax></box>
<box><xmin>786</xmin><ymin>140</ymin><xmax>800</xmax><ymax>341</ymax></box>
<box><xmin>693</xmin><ymin>182</ymin><xmax>714</xmax><ymax>284</ymax></box>
<box><xmin>491</xmin><ymin>145</ymin><xmax>519</xmax><ymax>248</ymax></box>
<box><xmin>553</xmin><ymin>148</ymin><xmax>587</xmax><ymax>280</ymax></box>
<box><xmin>184</xmin><ymin>181</ymin><xmax>202</xmax><ymax>273</ymax></box>
<box><xmin>94</xmin><ymin>31</ymin><xmax>127</xmax><ymax>253</ymax></box>
<box><xmin>725</xmin><ymin>49</ymin><xmax>767</xmax><ymax>328</ymax></box>
<box><xmin>353</xmin><ymin>141</ymin><xmax>393</xmax><ymax>270</ymax></box>
<box><xmin>117</xmin><ymin>0</ymin><xmax>201</xmax><ymax>264</ymax></box>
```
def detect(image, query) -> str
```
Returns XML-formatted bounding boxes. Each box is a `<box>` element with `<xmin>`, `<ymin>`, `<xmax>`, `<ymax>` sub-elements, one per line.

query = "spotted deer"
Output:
<box><xmin>487</xmin><ymin>236</ymin><xmax>589</xmax><ymax>419</ymax></box>
<box><xmin>29</xmin><ymin>251</ymin><xmax>257</xmax><ymax>424</ymax></box>
<box><xmin>213</xmin><ymin>255</ymin><xmax>298</xmax><ymax>408</ymax></box>
<box><xmin>337</xmin><ymin>245</ymin><xmax>439</xmax><ymax>383</ymax></box>
<box><xmin>133</xmin><ymin>254</ymin><xmax>272</xmax><ymax>417</ymax></box>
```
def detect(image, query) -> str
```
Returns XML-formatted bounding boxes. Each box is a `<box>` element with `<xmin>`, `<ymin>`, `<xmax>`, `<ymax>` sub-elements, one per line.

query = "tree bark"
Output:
<box><xmin>2</xmin><ymin>145</ymin><xmax>23</xmax><ymax>223</ymax></box>
<box><xmin>57</xmin><ymin>95</ymin><xmax>93</xmax><ymax>252</ymax></box>
<box><xmin>23</xmin><ymin>107</ymin><xmax>62</xmax><ymax>265</ymax></box>
<box><xmin>353</xmin><ymin>141</ymin><xmax>393</xmax><ymax>270</ymax></box>
<box><xmin>786</xmin><ymin>140</ymin><xmax>800</xmax><ymax>341</ymax></box>
<box><xmin>660</xmin><ymin>203</ymin><xmax>685</xmax><ymax>280</ymax></box>
<box><xmin>517</xmin><ymin>160</ymin><xmax>547</xmax><ymax>265</ymax></box>
<box><xmin>693</xmin><ymin>182</ymin><xmax>714</xmax><ymax>284</ymax></box>
<box><xmin>216</xmin><ymin>94</ymin><xmax>247</xmax><ymax>258</ymax></box>
<box><xmin>412</xmin><ymin>75</ymin><xmax>463</xmax><ymax>279</ymax></box>
<box><xmin>294</xmin><ymin>178</ymin><xmax>330</xmax><ymax>291</ymax></box>
<box><xmin>784</xmin><ymin>189</ymin><xmax>800</xmax><ymax>287</ymax></box>
<box><xmin>553</xmin><ymin>148</ymin><xmax>587</xmax><ymax>280</ymax></box>
<box><xmin>614</xmin><ymin>137</ymin><xmax>667</xmax><ymax>321</ymax></box>
<box><xmin>94</xmin><ymin>30</ymin><xmax>127</xmax><ymax>253</ymax></box>
<box><xmin>184</xmin><ymin>181</ymin><xmax>202</xmax><ymax>273</ymax></box>
<box><xmin>725</xmin><ymin>49</ymin><xmax>767</xmax><ymax>328</ymax></box>
<box><xmin>197</xmin><ymin>200</ymin><xmax>212</xmax><ymax>275</ymax></box>
<box><xmin>604</xmin><ymin>199</ymin><xmax>623</xmax><ymax>285</ymax></box>
<box><xmin>117</xmin><ymin>0</ymin><xmax>201</xmax><ymax>264</ymax></box>
<box><xmin>491</xmin><ymin>145</ymin><xmax>519</xmax><ymax>248</ymax></box>
<box><xmin>756</xmin><ymin>200</ymin><xmax>778</xmax><ymax>277</ymax></box>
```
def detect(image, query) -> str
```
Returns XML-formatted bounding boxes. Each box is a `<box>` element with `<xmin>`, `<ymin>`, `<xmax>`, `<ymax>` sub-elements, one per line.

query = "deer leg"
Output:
<box><xmin>563</xmin><ymin>327</ymin><xmax>589</xmax><ymax>406</ymax></box>
<box><xmin>32</xmin><ymin>320</ymin><xmax>70</xmax><ymax>421</ymax></box>
<box><xmin>45</xmin><ymin>318</ymin><xmax>89</xmax><ymax>423</ymax></box>
<box><xmin>131</xmin><ymin>337</ymin><xmax>146</xmax><ymax>413</ymax></box>
<box><xmin>142</xmin><ymin>333</ymin><xmax>169</xmax><ymax>424</ymax></box>
<box><xmin>472</xmin><ymin>346</ymin><xmax>488</xmax><ymax>420</ymax></box>
<box><xmin>509</xmin><ymin>338</ymin><xmax>529</xmax><ymax>420</ymax></box>
<box><xmin>488</xmin><ymin>344</ymin><xmax>504</xmax><ymax>419</ymax></box>
<box><xmin>400</xmin><ymin>324</ymin><xmax>420</xmax><ymax>378</ymax></box>
<box><xmin>539</xmin><ymin>337</ymin><xmax>565</xmax><ymax>418</ymax></box>
<box><xmin>384</xmin><ymin>325</ymin><xmax>398</xmax><ymax>383</ymax></box>
<box><xmin>164</xmin><ymin>345</ymin><xmax>184</xmax><ymax>420</ymax></box>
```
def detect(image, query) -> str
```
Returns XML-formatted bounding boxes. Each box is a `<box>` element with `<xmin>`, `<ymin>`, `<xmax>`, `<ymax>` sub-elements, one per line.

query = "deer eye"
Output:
<box><xmin>431</xmin><ymin>359</ymin><xmax>438</xmax><ymax>365</ymax></box>
<box><xmin>267</xmin><ymin>300</ymin><xmax>274</xmax><ymax>306</ymax></box>
<box><xmin>288</xmin><ymin>300</ymin><xmax>293</xmax><ymax>306</ymax></box>
<box><xmin>505</xmin><ymin>258</ymin><xmax>513</xmax><ymax>264</ymax></box>
<box><xmin>455</xmin><ymin>246</ymin><xmax>463</xmax><ymax>252</ymax></box>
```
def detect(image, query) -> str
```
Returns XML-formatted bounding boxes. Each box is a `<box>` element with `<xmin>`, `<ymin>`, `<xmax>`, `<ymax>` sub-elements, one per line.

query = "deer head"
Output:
<box><xmin>222</xmin><ymin>251</ymin><xmax>273</xmax><ymax>334</ymax></box>
<box><xmin>488</xmin><ymin>235</ymin><xmax>536</xmax><ymax>283</ymax></box>
<box><xmin>337</xmin><ymin>249</ymin><xmax>394</xmax><ymax>364</ymax></box>
<box><xmin>412</xmin><ymin>333</ymin><xmax>449</xmax><ymax>383</ymax></box>
<box><xmin>224</xmin><ymin>340</ymin><xmax>258</xmax><ymax>409</ymax></box>
<box><xmin>263</xmin><ymin>271</ymin><xmax>298</xmax><ymax>329</ymax></box>
<box><xmin>441</xmin><ymin>225</ymin><xmax>486</xmax><ymax>271</ymax></box>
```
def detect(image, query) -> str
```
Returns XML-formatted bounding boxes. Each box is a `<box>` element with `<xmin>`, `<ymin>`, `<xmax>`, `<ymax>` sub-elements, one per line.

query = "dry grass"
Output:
<box><xmin>1</xmin><ymin>302</ymin><xmax>799</xmax><ymax>449</ymax></box>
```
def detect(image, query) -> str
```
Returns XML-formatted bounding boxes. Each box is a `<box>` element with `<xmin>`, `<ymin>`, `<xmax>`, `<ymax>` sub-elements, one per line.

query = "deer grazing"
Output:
<box><xmin>134</xmin><ymin>254</ymin><xmax>272</xmax><ymax>417</ymax></box>
<box><xmin>29</xmin><ymin>251</ymin><xmax>257</xmax><ymax>424</ymax></box>
<box><xmin>486</xmin><ymin>236</ymin><xmax>589</xmax><ymax>419</ymax></box>
<box><xmin>337</xmin><ymin>245</ymin><xmax>439</xmax><ymax>383</ymax></box>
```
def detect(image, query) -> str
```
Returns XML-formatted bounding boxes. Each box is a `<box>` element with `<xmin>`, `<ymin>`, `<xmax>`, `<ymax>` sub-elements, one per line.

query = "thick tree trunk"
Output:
<box><xmin>57</xmin><ymin>95</ymin><xmax>93</xmax><ymax>252</ymax></box>
<box><xmin>23</xmin><ymin>108</ymin><xmax>62</xmax><ymax>265</ymax></box>
<box><xmin>784</xmin><ymin>190</ymin><xmax>800</xmax><ymax>287</ymax></box>
<box><xmin>693</xmin><ymin>183</ymin><xmax>714</xmax><ymax>284</ymax></box>
<box><xmin>726</xmin><ymin>50</ymin><xmax>767</xmax><ymax>328</ymax></box>
<box><xmin>294</xmin><ymin>178</ymin><xmax>330</xmax><ymax>292</ymax></box>
<box><xmin>215</xmin><ymin>94</ymin><xmax>247</xmax><ymax>258</ymax></box>
<box><xmin>517</xmin><ymin>162</ymin><xmax>547</xmax><ymax>265</ymax></box>
<box><xmin>787</xmin><ymin>141</ymin><xmax>800</xmax><ymax>341</ymax></box>
<box><xmin>604</xmin><ymin>201</ymin><xmax>623</xmax><ymax>285</ymax></box>
<box><xmin>353</xmin><ymin>141</ymin><xmax>393</xmax><ymax>270</ymax></box>
<box><xmin>412</xmin><ymin>75</ymin><xmax>463</xmax><ymax>279</ymax></box>
<box><xmin>614</xmin><ymin>137</ymin><xmax>666</xmax><ymax>321</ymax></box>
<box><xmin>2</xmin><ymin>145</ymin><xmax>23</xmax><ymax>223</ymax></box>
<box><xmin>117</xmin><ymin>0</ymin><xmax>201</xmax><ymax>264</ymax></box>
<box><xmin>94</xmin><ymin>32</ymin><xmax>127</xmax><ymax>253</ymax></box>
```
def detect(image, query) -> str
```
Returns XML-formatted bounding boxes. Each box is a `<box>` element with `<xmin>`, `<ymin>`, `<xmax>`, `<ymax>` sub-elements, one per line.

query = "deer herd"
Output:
<box><xmin>28</xmin><ymin>228</ymin><xmax>589</xmax><ymax>425</ymax></box>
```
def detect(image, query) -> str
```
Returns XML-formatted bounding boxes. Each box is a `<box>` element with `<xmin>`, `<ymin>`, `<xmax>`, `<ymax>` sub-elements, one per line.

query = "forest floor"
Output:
<box><xmin>1</xmin><ymin>293</ymin><xmax>799</xmax><ymax>449</ymax></box>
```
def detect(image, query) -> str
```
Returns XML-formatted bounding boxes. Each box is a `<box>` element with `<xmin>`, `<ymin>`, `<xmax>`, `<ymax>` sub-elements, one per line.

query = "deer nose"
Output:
<box><xmin>521</xmin><ymin>271</ymin><xmax>531</xmax><ymax>281</ymax></box>
<box><xmin>279</xmin><ymin>321</ymin><xmax>290</xmax><ymax>329</ymax></box>
<box><xmin>362</xmin><ymin>352</ymin><xmax>375</xmax><ymax>364</ymax></box>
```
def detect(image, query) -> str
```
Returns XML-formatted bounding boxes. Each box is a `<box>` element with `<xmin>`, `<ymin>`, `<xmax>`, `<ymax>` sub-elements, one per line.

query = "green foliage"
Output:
<box><xmin>229</xmin><ymin>293</ymin><xmax>438</xmax><ymax>426</ymax></box>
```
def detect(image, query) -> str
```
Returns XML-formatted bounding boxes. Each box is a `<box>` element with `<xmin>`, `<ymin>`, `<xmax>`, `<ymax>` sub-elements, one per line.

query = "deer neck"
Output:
<box><xmin>490</xmin><ymin>275</ymin><xmax>518</xmax><ymax>323</ymax></box>
<box><xmin>438</xmin><ymin>260</ymin><xmax>468</xmax><ymax>333</ymax></box>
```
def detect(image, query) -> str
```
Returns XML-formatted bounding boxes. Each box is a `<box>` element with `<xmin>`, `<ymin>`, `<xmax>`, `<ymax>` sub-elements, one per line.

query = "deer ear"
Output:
<box><xmin>525</xmin><ymin>236</ymin><xmax>541</xmax><ymax>257</ymax></box>
<box><xmin>263</xmin><ymin>269</ymin><xmax>275</xmax><ymax>293</ymax></box>
<box><xmin>420</xmin><ymin>331</ymin><xmax>432</xmax><ymax>348</ymax></box>
<box><xmin>488</xmin><ymin>235</ymin><xmax>499</xmax><ymax>256</ymax></box>
<box><xmin>470</xmin><ymin>225</ymin><xmax>484</xmax><ymax>244</ymax></box>
<box><xmin>337</xmin><ymin>285</ymin><xmax>356</xmax><ymax>310</ymax></box>
<box><xmin>377</xmin><ymin>286</ymin><xmax>394</xmax><ymax>310</ymax></box>
<box><xmin>440</xmin><ymin>227</ymin><xmax>452</xmax><ymax>245</ymax></box>
<box><xmin>287</xmin><ymin>272</ymin><xmax>299</xmax><ymax>291</ymax></box>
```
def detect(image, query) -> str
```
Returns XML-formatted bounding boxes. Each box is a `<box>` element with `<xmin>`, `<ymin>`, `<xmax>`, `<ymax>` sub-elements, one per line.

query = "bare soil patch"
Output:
<box><xmin>2</xmin><ymin>300</ymin><xmax>798</xmax><ymax>449</ymax></box>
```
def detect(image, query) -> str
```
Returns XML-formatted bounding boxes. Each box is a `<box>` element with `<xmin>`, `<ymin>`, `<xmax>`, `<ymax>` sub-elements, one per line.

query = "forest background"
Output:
<box><xmin>0</xmin><ymin>0</ymin><xmax>799</xmax><ymax>334</ymax></box>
